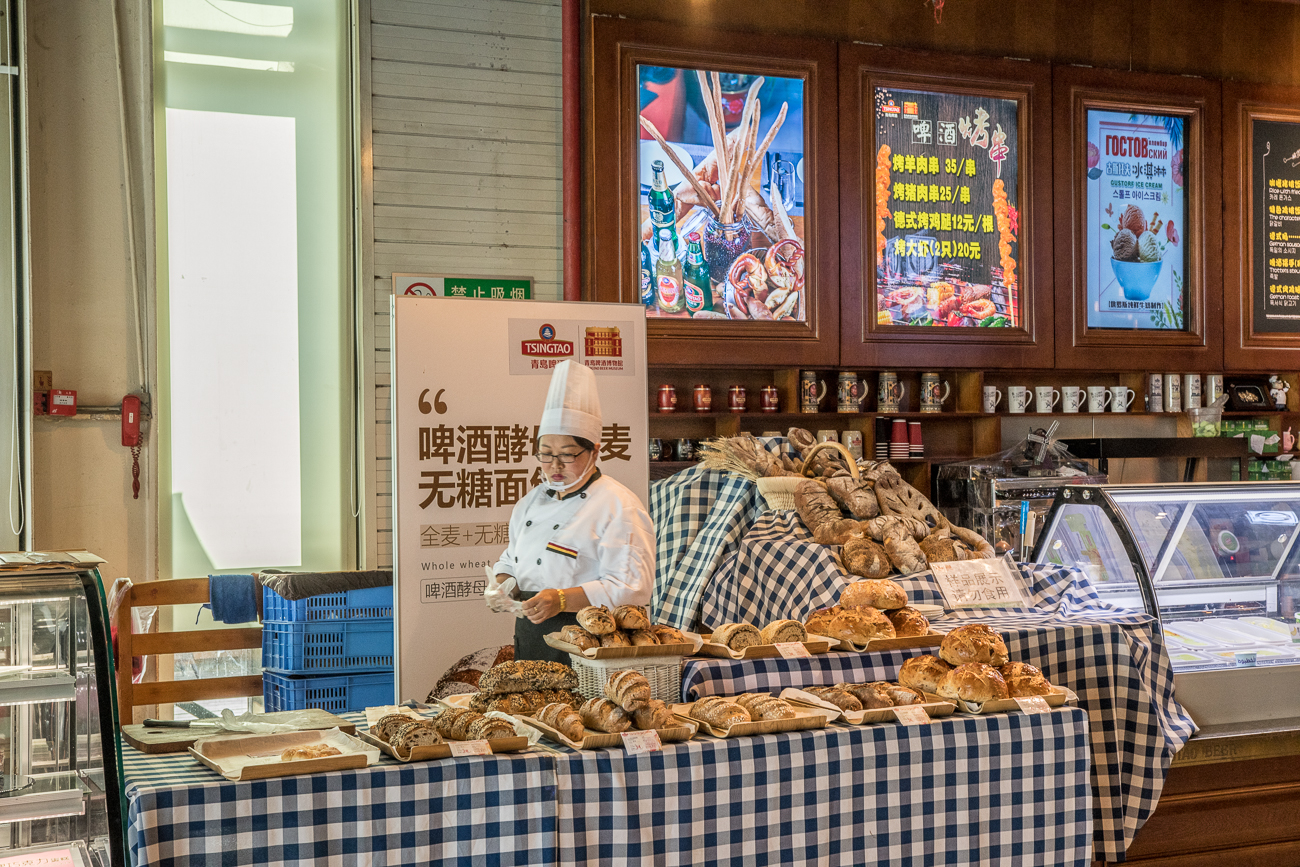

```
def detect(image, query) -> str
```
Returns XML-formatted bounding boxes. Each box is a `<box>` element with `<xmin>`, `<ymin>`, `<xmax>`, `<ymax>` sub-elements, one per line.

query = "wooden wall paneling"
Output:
<box><xmin>837</xmin><ymin>45</ymin><xmax>1054</xmax><ymax>369</ymax></box>
<box><xmin>585</xmin><ymin>16</ymin><xmax>839</xmax><ymax>367</ymax></box>
<box><xmin>1052</xmin><ymin>66</ymin><xmax>1222</xmax><ymax>371</ymax></box>
<box><xmin>1223</xmin><ymin>81</ymin><xmax>1300</xmax><ymax>371</ymax></box>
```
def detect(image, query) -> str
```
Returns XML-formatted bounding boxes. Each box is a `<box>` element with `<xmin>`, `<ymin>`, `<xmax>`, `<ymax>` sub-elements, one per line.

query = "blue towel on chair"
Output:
<box><xmin>207</xmin><ymin>574</ymin><xmax>258</xmax><ymax>624</ymax></box>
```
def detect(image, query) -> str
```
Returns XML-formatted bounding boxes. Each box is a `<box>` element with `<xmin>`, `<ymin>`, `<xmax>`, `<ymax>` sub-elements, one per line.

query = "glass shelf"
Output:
<box><xmin>0</xmin><ymin>772</ymin><xmax>86</xmax><ymax>824</ymax></box>
<box><xmin>0</xmin><ymin>671</ymin><xmax>75</xmax><ymax>706</ymax></box>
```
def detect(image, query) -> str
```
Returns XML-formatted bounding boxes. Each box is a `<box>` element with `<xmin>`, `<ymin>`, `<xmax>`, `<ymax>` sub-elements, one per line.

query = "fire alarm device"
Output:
<box><xmin>48</xmin><ymin>389</ymin><xmax>77</xmax><ymax>417</ymax></box>
<box><xmin>122</xmin><ymin>395</ymin><xmax>143</xmax><ymax>500</ymax></box>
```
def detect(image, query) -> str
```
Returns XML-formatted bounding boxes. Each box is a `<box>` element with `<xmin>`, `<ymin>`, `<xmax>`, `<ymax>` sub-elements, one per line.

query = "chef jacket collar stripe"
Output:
<box><xmin>545</xmin><ymin>467</ymin><xmax>602</xmax><ymax>499</ymax></box>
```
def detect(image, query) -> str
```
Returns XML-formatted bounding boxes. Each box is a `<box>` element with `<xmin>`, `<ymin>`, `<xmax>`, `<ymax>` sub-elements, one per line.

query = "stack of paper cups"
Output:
<box><xmin>890</xmin><ymin>419</ymin><xmax>910</xmax><ymax>459</ymax></box>
<box><xmin>875</xmin><ymin>418</ymin><xmax>890</xmax><ymax>459</ymax></box>
<box><xmin>909</xmin><ymin>421</ymin><xmax>923</xmax><ymax>457</ymax></box>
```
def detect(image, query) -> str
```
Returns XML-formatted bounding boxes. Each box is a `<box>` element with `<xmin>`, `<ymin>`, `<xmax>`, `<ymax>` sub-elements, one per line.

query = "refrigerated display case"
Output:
<box><xmin>1031</xmin><ymin>482</ymin><xmax>1300</xmax><ymax>726</ymax></box>
<box><xmin>0</xmin><ymin>565</ymin><xmax>125</xmax><ymax>866</ymax></box>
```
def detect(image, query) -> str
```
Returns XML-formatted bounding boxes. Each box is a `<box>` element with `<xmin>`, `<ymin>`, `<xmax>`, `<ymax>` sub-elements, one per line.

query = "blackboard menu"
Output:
<box><xmin>1253</xmin><ymin>118</ymin><xmax>1300</xmax><ymax>334</ymax></box>
<box><xmin>873</xmin><ymin>86</ymin><xmax>1020</xmax><ymax>328</ymax></box>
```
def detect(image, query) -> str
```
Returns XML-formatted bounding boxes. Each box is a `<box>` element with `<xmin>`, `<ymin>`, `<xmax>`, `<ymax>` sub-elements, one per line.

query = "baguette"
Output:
<box><xmin>631</xmin><ymin>699</ymin><xmax>677</xmax><ymax>731</ymax></box>
<box><xmin>575</xmin><ymin>605</ymin><xmax>618</xmax><ymax>636</ymax></box>
<box><xmin>537</xmin><ymin>701</ymin><xmax>586</xmax><ymax>741</ymax></box>
<box><xmin>579</xmin><ymin>697</ymin><xmax>632</xmax><ymax>733</ymax></box>
<box><xmin>689</xmin><ymin>696</ymin><xmax>751</xmax><ymax>729</ymax></box>
<box><xmin>613</xmin><ymin>605</ymin><xmax>651</xmax><ymax>631</ymax></box>
<box><xmin>478</xmin><ymin>661</ymin><xmax>578</xmax><ymax>695</ymax></box>
<box><xmin>734</xmin><ymin>692</ymin><xmax>795</xmax><ymax>721</ymax></box>
<box><xmin>759</xmin><ymin>619</ymin><xmax>807</xmax><ymax>644</ymax></box>
<box><xmin>605</xmin><ymin>670</ymin><xmax>652</xmax><ymax>712</ymax></box>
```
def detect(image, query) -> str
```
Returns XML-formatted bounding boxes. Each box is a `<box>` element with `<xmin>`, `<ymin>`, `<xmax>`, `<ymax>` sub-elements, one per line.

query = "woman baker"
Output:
<box><xmin>491</xmin><ymin>360</ymin><xmax>656</xmax><ymax>663</ymax></box>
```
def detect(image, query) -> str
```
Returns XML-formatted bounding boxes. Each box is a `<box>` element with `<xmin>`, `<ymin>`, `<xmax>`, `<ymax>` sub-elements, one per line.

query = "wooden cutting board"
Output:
<box><xmin>122</xmin><ymin>709</ymin><xmax>356</xmax><ymax>754</ymax></box>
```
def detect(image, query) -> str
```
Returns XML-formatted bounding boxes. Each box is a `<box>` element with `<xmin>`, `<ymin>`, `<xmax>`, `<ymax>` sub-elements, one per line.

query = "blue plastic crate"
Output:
<box><xmin>262</xmin><ymin>670</ymin><xmax>394</xmax><ymax>713</ymax></box>
<box><xmin>262</xmin><ymin>620</ymin><xmax>394</xmax><ymax>673</ymax></box>
<box><xmin>262</xmin><ymin>584</ymin><xmax>393</xmax><ymax>622</ymax></box>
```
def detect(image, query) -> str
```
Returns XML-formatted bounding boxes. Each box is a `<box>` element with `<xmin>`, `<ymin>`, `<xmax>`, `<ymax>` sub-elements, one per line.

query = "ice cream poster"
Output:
<box><xmin>873</xmin><ymin>87</ymin><xmax>1020</xmax><ymax>328</ymax></box>
<box><xmin>1251</xmin><ymin>118</ymin><xmax>1300</xmax><ymax>334</ymax></box>
<box><xmin>1085</xmin><ymin>109</ymin><xmax>1186</xmax><ymax>330</ymax></box>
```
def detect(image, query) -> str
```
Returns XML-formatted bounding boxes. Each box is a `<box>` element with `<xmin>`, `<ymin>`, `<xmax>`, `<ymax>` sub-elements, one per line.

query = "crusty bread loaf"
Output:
<box><xmin>804</xmin><ymin>686</ymin><xmax>862</xmax><ymax>712</ymax></box>
<box><xmin>841</xmin><ymin>579</ymin><xmax>908</xmax><ymax>611</ymax></box>
<box><xmin>804</xmin><ymin>606</ymin><xmax>841</xmax><ymax>637</ymax></box>
<box><xmin>689</xmin><ymin>696</ymin><xmax>751</xmax><ymax>729</ymax></box>
<box><xmin>600</xmin><ymin>630</ymin><xmax>632</xmax><ymax>647</ymax></box>
<box><xmin>631</xmin><ymin>699</ymin><xmax>677</xmax><ymax>731</ymax></box>
<box><xmin>794</xmin><ymin>479</ymin><xmax>841</xmax><ymax>534</ymax></box>
<box><xmin>813</xmin><ymin>518</ymin><xmax>866</xmax><ymax>546</ymax></box>
<box><xmin>579</xmin><ymin>697</ymin><xmax>631</xmax><ymax>733</ymax></box>
<box><xmin>431</xmin><ymin>708</ymin><xmax>476</xmax><ymax>739</ymax></box>
<box><xmin>605</xmin><ymin>670</ymin><xmax>652</xmax><ymax>712</ymax></box>
<box><xmin>537</xmin><ymin>702</ymin><xmax>586</xmax><ymax>741</ymax></box>
<box><xmin>478</xmin><ymin>661</ymin><xmax>578</xmax><ymax>695</ymax></box>
<box><xmin>882</xmin><ymin>684</ymin><xmax>925</xmax><ymax>706</ymax></box>
<box><xmin>468</xmin><ymin>717</ymin><xmax>517</xmax><ymax>740</ymax></box>
<box><xmin>469</xmin><ymin>692</ymin><xmax>533</xmax><ymax>715</ymax></box>
<box><xmin>938</xmin><ymin>624</ymin><xmax>1009</xmax><ymax>667</ymax></box>
<box><xmin>840</xmin><ymin>683</ymin><xmax>894</xmax><ymax>709</ymax></box>
<box><xmin>759</xmin><ymin>619</ymin><xmax>807</xmax><ymax>645</ymax></box>
<box><xmin>825</xmin><ymin>476</ymin><xmax>880</xmax><ymax>520</ymax></box>
<box><xmin>651</xmin><ymin>624</ymin><xmax>688</xmax><ymax>645</ymax></box>
<box><xmin>711</xmin><ymin>623</ymin><xmax>762</xmax><ymax>651</ymax></box>
<box><xmin>372</xmin><ymin>713</ymin><xmax>417</xmax><ymax>743</ymax></box>
<box><xmin>1000</xmin><ymin>661</ymin><xmax>1053</xmax><ymax>697</ymax></box>
<box><xmin>883</xmin><ymin>534</ymin><xmax>928</xmax><ymax>575</ymax></box>
<box><xmin>825</xmin><ymin>606</ymin><xmax>895</xmax><ymax>645</ymax></box>
<box><xmin>887</xmin><ymin>606</ymin><xmax>930</xmax><ymax>637</ymax></box>
<box><xmin>613</xmin><ymin>605</ymin><xmax>651</xmax><ymax>631</ymax></box>
<box><xmin>628</xmin><ymin>629</ymin><xmax>659</xmax><ymax>646</ymax></box>
<box><xmin>897</xmin><ymin>655</ymin><xmax>953</xmax><ymax>695</ymax></box>
<box><xmin>937</xmin><ymin>663</ymin><xmax>1009</xmax><ymax>705</ymax></box>
<box><xmin>734</xmin><ymin>692</ymin><xmax>795</xmax><ymax>721</ymax></box>
<box><xmin>575</xmin><ymin>606</ymin><xmax>618</xmax><ymax>635</ymax></box>
<box><xmin>842</xmin><ymin>536</ymin><xmax>893</xmax><ymax>579</ymax></box>
<box><xmin>542</xmin><ymin>688</ymin><xmax>584</xmax><ymax>708</ymax></box>
<box><xmin>559</xmin><ymin>625</ymin><xmax>600</xmax><ymax>651</ymax></box>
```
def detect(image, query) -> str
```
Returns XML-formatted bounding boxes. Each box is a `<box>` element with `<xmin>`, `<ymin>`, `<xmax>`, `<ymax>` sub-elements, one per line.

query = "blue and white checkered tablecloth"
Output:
<box><xmin>554</xmin><ymin>710</ymin><xmax>1093</xmax><ymax>866</ymax></box>
<box><xmin>122</xmin><ymin>715</ymin><xmax>559</xmax><ymax>867</ymax></box>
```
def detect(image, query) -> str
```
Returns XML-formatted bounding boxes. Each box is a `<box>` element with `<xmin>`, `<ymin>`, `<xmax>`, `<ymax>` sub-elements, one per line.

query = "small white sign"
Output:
<box><xmin>1014</xmin><ymin>696</ymin><xmax>1052</xmax><ymax>715</ymax></box>
<box><xmin>620</xmin><ymin>730</ymin><xmax>663</xmax><ymax>754</ymax></box>
<box><xmin>775</xmin><ymin>642</ymin><xmax>811</xmax><ymax>659</ymax></box>
<box><xmin>449</xmin><ymin>739</ymin><xmax>492</xmax><ymax>757</ymax></box>
<box><xmin>931</xmin><ymin>558</ymin><xmax>1028</xmax><ymax>609</ymax></box>
<box><xmin>893</xmin><ymin>705</ymin><xmax>931</xmax><ymax>726</ymax></box>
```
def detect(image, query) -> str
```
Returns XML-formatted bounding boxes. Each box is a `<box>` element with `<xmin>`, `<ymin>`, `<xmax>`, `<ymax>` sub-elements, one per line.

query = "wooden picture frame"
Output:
<box><xmin>1223</xmin><ymin>81</ymin><xmax>1300</xmax><ymax>371</ymax></box>
<box><xmin>838</xmin><ymin>45</ymin><xmax>1052</xmax><ymax>369</ymax></box>
<box><xmin>1053</xmin><ymin>67</ymin><xmax>1221</xmax><ymax>370</ymax></box>
<box><xmin>585</xmin><ymin>16</ymin><xmax>839</xmax><ymax>367</ymax></box>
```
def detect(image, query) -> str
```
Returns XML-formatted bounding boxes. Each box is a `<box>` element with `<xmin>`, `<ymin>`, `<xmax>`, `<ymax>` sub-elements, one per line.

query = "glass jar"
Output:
<box><xmin>703</xmin><ymin>211</ymin><xmax>751</xmax><ymax>292</ymax></box>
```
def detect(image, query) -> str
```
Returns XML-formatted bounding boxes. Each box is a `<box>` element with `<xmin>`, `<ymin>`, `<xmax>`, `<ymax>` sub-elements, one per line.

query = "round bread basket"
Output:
<box><xmin>755</xmin><ymin>440</ymin><xmax>859</xmax><ymax>510</ymax></box>
<box><xmin>802</xmin><ymin>440</ymin><xmax>861</xmax><ymax>479</ymax></box>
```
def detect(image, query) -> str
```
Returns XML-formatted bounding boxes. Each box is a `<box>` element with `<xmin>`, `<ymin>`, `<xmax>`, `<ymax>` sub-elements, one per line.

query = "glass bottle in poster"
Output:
<box><xmin>648</xmin><ymin>160</ymin><xmax>681</xmax><ymax>256</ymax></box>
<box><xmin>655</xmin><ymin>229</ymin><xmax>686</xmax><ymax>314</ymax></box>
<box><xmin>683</xmin><ymin>232</ymin><xmax>712</xmax><ymax>313</ymax></box>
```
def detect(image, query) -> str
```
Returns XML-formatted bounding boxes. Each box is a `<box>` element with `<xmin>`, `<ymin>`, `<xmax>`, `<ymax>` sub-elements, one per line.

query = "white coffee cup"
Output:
<box><xmin>1110</xmin><ymin>386</ymin><xmax>1136</xmax><ymax>412</ymax></box>
<box><xmin>1008</xmin><ymin>386</ymin><xmax>1031</xmax><ymax>414</ymax></box>
<box><xmin>1034</xmin><ymin>387</ymin><xmax>1060</xmax><ymax>413</ymax></box>
<box><xmin>982</xmin><ymin>386</ymin><xmax>1003</xmax><ymax>413</ymax></box>
<box><xmin>1061</xmin><ymin>386</ymin><xmax>1083</xmax><ymax>413</ymax></box>
<box><xmin>1087</xmin><ymin>386</ymin><xmax>1111</xmax><ymax>413</ymax></box>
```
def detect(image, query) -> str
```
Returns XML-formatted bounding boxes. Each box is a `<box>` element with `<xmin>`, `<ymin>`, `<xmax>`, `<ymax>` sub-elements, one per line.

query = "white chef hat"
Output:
<box><xmin>538</xmin><ymin>360</ymin><xmax>603</xmax><ymax>444</ymax></box>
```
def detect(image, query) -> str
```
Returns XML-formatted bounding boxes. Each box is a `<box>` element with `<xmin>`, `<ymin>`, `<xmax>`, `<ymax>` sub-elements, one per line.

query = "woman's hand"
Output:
<box><xmin>522</xmin><ymin>589</ymin><xmax>562</xmax><ymax>624</ymax></box>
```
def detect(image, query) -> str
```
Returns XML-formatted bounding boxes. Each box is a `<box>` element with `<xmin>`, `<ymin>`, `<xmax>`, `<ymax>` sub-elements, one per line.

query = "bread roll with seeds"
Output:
<box><xmin>478</xmin><ymin>660</ymin><xmax>578</xmax><ymax>695</ymax></box>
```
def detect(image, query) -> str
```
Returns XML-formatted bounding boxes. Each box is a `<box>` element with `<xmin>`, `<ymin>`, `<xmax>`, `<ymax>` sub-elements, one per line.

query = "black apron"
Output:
<box><xmin>513</xmin><ymin>590</ymin><xmax>582</xmax><ymax>664</ymax></box>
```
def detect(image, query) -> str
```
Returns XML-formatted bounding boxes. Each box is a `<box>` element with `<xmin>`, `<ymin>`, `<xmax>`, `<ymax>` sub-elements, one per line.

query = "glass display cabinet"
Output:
<box><xmin>0</xmin><ymin>565</ymin><xmax>124</xmax><ymax>866</ymax></box>
<box><xmin>1032</xmin><ymin>482</ymin><xmax>1300</xmax><ymax>726</ymax></box>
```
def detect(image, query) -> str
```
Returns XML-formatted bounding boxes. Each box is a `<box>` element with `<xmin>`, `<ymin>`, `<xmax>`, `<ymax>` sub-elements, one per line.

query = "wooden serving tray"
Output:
<box><xmin>358</xmin><ymin>729</ymin><xmax>529</xmax><ymax>762</ymax></box>
<box><xmin>693</xmin><ymin>637</ymin><xmax>833</xmax><ymax>660</ymax></box>
<box><xmin>189</xmin><ymin>729</ymin><xmax>372</xmax><ymax>780</ymax></box>
<box><xmin>779</xmin><ymin>688</ymin><xmax>956</xmax><ymax>725</ymax></box>
<box><xmin>124</xmin><ymin>709</ymin><xmax>357</xmax><ymax>754</ymax></box>
<box><xmin>671</xmin><ymin>700</ymin><xmax>828</xmax><ymax>738</ymax></box>
<box><xmin>544</xmin><ymin>632</ymin><xmax>697</xmax><ymax>659</ymax></box>
<box><xmin>812</xmin><ymin>631</ymin><xmax>944</xmax><ymax>654</ymax></box>
<box><xmin>519</xmin><ymin>713</ymin><xmax>696</xmax><ymax>750</ymax></box>
<box><xmin>922</xmin><ymin>685</ymin><xmax>1074</xmax><ymax>715</ymax></box>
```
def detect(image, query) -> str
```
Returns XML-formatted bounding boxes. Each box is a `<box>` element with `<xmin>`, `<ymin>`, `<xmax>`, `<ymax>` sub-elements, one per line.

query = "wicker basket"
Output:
<box><xmin>756</xmin><ymin>476</ymin><xmax>802</xmax><ymax>510</ymax></box>
<box><xmin>569</xmin><ymin>653</ymin><xmax>683</xmax><ymax>703</ymax></box>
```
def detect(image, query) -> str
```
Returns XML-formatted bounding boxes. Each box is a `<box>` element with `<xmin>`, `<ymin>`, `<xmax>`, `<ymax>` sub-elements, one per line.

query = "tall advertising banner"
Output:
<box><xmin>391</xmin><ymin>296</ymin><xmax>648</xmax><ymax>702</ymax></box>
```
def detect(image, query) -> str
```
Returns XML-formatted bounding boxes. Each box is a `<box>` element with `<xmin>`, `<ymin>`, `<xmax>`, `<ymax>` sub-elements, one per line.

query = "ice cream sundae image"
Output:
<box><xmin>1108</xmin><ymin>205</ymin><xmax>1167</xmax><ymax>301</ymax></box>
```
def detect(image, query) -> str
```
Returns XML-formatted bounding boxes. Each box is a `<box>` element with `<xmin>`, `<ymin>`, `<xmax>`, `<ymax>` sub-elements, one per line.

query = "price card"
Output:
<box><xmin>620</xmin><ymin>729</ymin><xmax>663</xmax><ymax>754</ymax></box>
<box><xmin>775</xmin><ymin>642</ymin><xmax>811</xmax><ymax>659</ymax></box>
<box><xmin>449</xmin><ymin>739</ymin><xmax>492</xmax><ymax>757</ymax></box>
<box><xmin>892</xmin><ymin>705</ymin><xmax>931</xmax><ymax>726</ymax></box>
<box><xmin>1014</xmin><ymin>696</ymin><xmax>1052</xmax><ymax>715</ymax></box>
<box><xmin>931</xmin><ymin>557</ymin><xmax>1028</xmax><ymax>610</ymax></box>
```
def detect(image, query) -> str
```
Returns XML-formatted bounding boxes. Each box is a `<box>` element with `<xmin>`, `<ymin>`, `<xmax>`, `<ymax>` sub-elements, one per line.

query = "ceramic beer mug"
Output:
<box><xmin>1007</xmin><ymin>386</ymin><xmax>1030</xmax><ymax>414</ymax></box>
<box><xmin>877</xmin><ymin>371</ymin><xmax>905</xmax><ymax>413</ymax></box>
<box><xmin>1087</xmin><ymin>386</ymin><xmax>1111</xmax><ymax>413</ymax></box>
<box><xmin>920</xmin><ymin>372</ymin><xmax>951</xmax><ymax>413</ymax></box>
<box><xmin>982</xmin><ymin>386</ymin><xmax>1003</xmax><ymax>413</ymax></box>
<box><xmin>836</xmin><ymin>372</ymin><xmax>869</xmax><ymax>413</ymax></box>
<box><xmin>760</xmin><ymin>385</ymin><xmax>780</xmax><ymax>413</ymax></box>
<box><xmin>1034</xmin><ymin>386</ymin><xmax>1060</xmax><ymax>413</ymax></box>
<box><xmin>1110</xmin><ymin>386</ymin><xmax>1136</xmax><ymax>412</ymax></box>
<box><xmin>799</xmin><ymin>371</ymin><xmax>827</xmax><ymax>413</ymax></box>
<box><xmin>1061</xmin><ymin>386</ymin><xmax>1084</xmax><ymax>413</ymax></box>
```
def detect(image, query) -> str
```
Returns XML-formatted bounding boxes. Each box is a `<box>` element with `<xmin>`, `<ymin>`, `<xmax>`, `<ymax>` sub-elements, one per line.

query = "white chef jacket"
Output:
<box><xmin>493</xmin><ymin>472</ymin><xmax>655</xmax><ymax>610</ymax></box>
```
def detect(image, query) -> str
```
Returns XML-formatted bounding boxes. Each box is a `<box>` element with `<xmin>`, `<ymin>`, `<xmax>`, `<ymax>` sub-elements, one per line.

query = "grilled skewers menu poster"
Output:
<box><xmin>636</xmin><ymin>65</ymin><xmax>806</xmax><ymax>323</ymax></box>
<box><xmin>1252</xmin><ymin>119</ymin><xmax>1300</xmax><ymax>334</ymax></box>
<box><xmin>873</xmin><ymin>87</ymin><xmax>1020</xmax><ymax>328</ymax></box>
<box><xmin>1085</xmin><ymin>110</ymin><xmax>1187</xmax><ymax>330</ymax></box>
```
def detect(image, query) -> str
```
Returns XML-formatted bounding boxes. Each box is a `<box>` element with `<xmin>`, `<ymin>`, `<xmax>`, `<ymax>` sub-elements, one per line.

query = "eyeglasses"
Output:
<box><xmin>534</xmin><ymin>449</ymin><xmax>589</xmax><ymax>466</ymax></box>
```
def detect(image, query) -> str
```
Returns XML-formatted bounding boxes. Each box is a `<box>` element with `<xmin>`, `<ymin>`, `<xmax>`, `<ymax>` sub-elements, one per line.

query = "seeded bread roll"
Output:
<box><xmin>537</xmin><ymin>702</ymin><xmax>586</xmax><ymax>741</ymax></box>
<box><xmin>542</xmin><ymin>688</ymin><xmax>584</xmax><ymax>708</ymax></box>
<box><xmin>390</xmin><ymin>722</ymin><xmax>442</xmax><ymax>755</ymax></box>
<box><xmin>613</xmin><ymin>605</ymin><xmax>651</xmax><ymax>631</ymax></box>
<box><xmin>575</xmin><ymin>605</ymin><xmax>618</xmax><ymax>636</ymax></box>
<box><xmin>601</xmin><ymin>630</ymin><xmax>632</xmax><ymax>647</ymax></box>
<box><xmin>734</xmin><ymin>692</ymin><xmax>796</xmax><ymax>721</ymax></box>
<box><xmin>937</xmin><ymin>663</ymin><xmax>1010</xmax><ymax>705</ymax></box>
<box><xmin>372</xmin><ymin>713</ymin><xmax>417</xmax><ymax>743</ymax></box>
<box><xmin>841</xmin><ymin>578</ymin><xmax>908</xmax><ymax>611</ymax></box>
<box><xmin>559</xmin><ymin>625</ymin><xmax>600</xmax><ymax>651</ymax></box>
<box><xmin>887</xmin><ymin>606</ymin><xmax>930</xmax><ymax>637</ymax></box>
<box><xmin>711</xmin><ymin>622</ymin><xmax>762</xmax><ymax>651</ymax></box>
<box><xmin>478</xmin><ymin>661</ymin><xmax>578</xmax><ymax>695</ymax></box>
<box><xmin>938</xmin><ymin>624</ymin><xmax>1009</xmax><ymax>668</ymax></box>
<box><xmin>1000</xmin><ymin>661</ymin><xmax>1054</xmax><ymax>697</ymax></box>
<box><xmin>628</xmin><ymin>629</ymin><xmax>660</xmax><ymax>646</ymax></box>
<box><xmin>759</xmin><ymin>619</ymin><xmax>807</xmax><ymax>645</ymax></box>
<box><xmin>897</xmin><ymin>655</ymin><xmax>953</xmax><ymax>695</ymax></box>
<box><xmin>469</xmin><ymin>692</ymin><xmax>534</xmax><ymax>715</ymax></box>
<box><xmin>842</xmin><ymin>536</ymin><xmax>893</xmax><ymax>579</ymax></box>
<box><xmin>468</xmin><ymin>716</ymin><xmax>518</xmax><ymax>741</ymax></box>
<box><xmin>431</xmin><ymin>708</ymin><xmax>476</xmax><ymax>739</ymax></box>
<box><xmin>605</xmin><ymin>670</ymin><xmax>652</xmax><ymax>712</ymax></box>
<box><xmin>579</xmin><ymin>697</ymin><xmax>631</xmax><ymax>733</ymax></box>
<box><xmin>840</xmin><ymin>683</ymin><xmax>894</xmax><ymax>709</ymax></box>
<box><xmin>689</xmin><ymin>696</ymin><xmax>751</xmax><ymax>729</ymax></box>
<box><xmin>804</xmin><ymin>686</ymin><xmax>863</xmax><ymax>712</ymax></box>
<box><xmin>651</xmin><ymin>624</ymin><xmax>688</xmax><ymax>645</ymax></box>
<box><xmin>631</xmin><ymin>699</ymin><xmax>677</xmax><ymax>731</ymax></box>
<box><xmin>825</xmin><ymin>607</ymin><xmax>895</xmax><ymax>644</ymax></box>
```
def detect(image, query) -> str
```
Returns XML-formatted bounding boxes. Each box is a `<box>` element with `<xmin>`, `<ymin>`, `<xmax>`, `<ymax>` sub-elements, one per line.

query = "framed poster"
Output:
<box><xmin>839</xmin><ymin>46</ymin><xmax>1053</xmax><ymax>369</ymax></box>
<box><xmin>587</xmin><ymin>16</ymin><xmax>839</xmax><ymax>367</ymax></box>
<box><xmin>1223</xmin><ymin>83</ymin><xmax>1300</xmax><ymax>369</ymax></box>
<box><xmin>1053</xmin><ymin>67</ymin><xmax>1221</xmax><ymax>370</ymax></box>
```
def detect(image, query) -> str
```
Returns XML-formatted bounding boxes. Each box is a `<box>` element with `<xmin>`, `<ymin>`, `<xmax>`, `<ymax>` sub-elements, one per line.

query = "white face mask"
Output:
<box><xmin>544</xmin><ymin>449</ymin><xmax>595</xmax><ymax>493</ymax></box>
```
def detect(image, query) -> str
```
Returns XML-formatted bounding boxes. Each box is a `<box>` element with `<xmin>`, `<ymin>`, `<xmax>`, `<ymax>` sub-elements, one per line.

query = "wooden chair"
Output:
<box><xmin>114</xmin><ymin>577</ymin><xmax>263</xmax><ymax>725</ymax></box>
